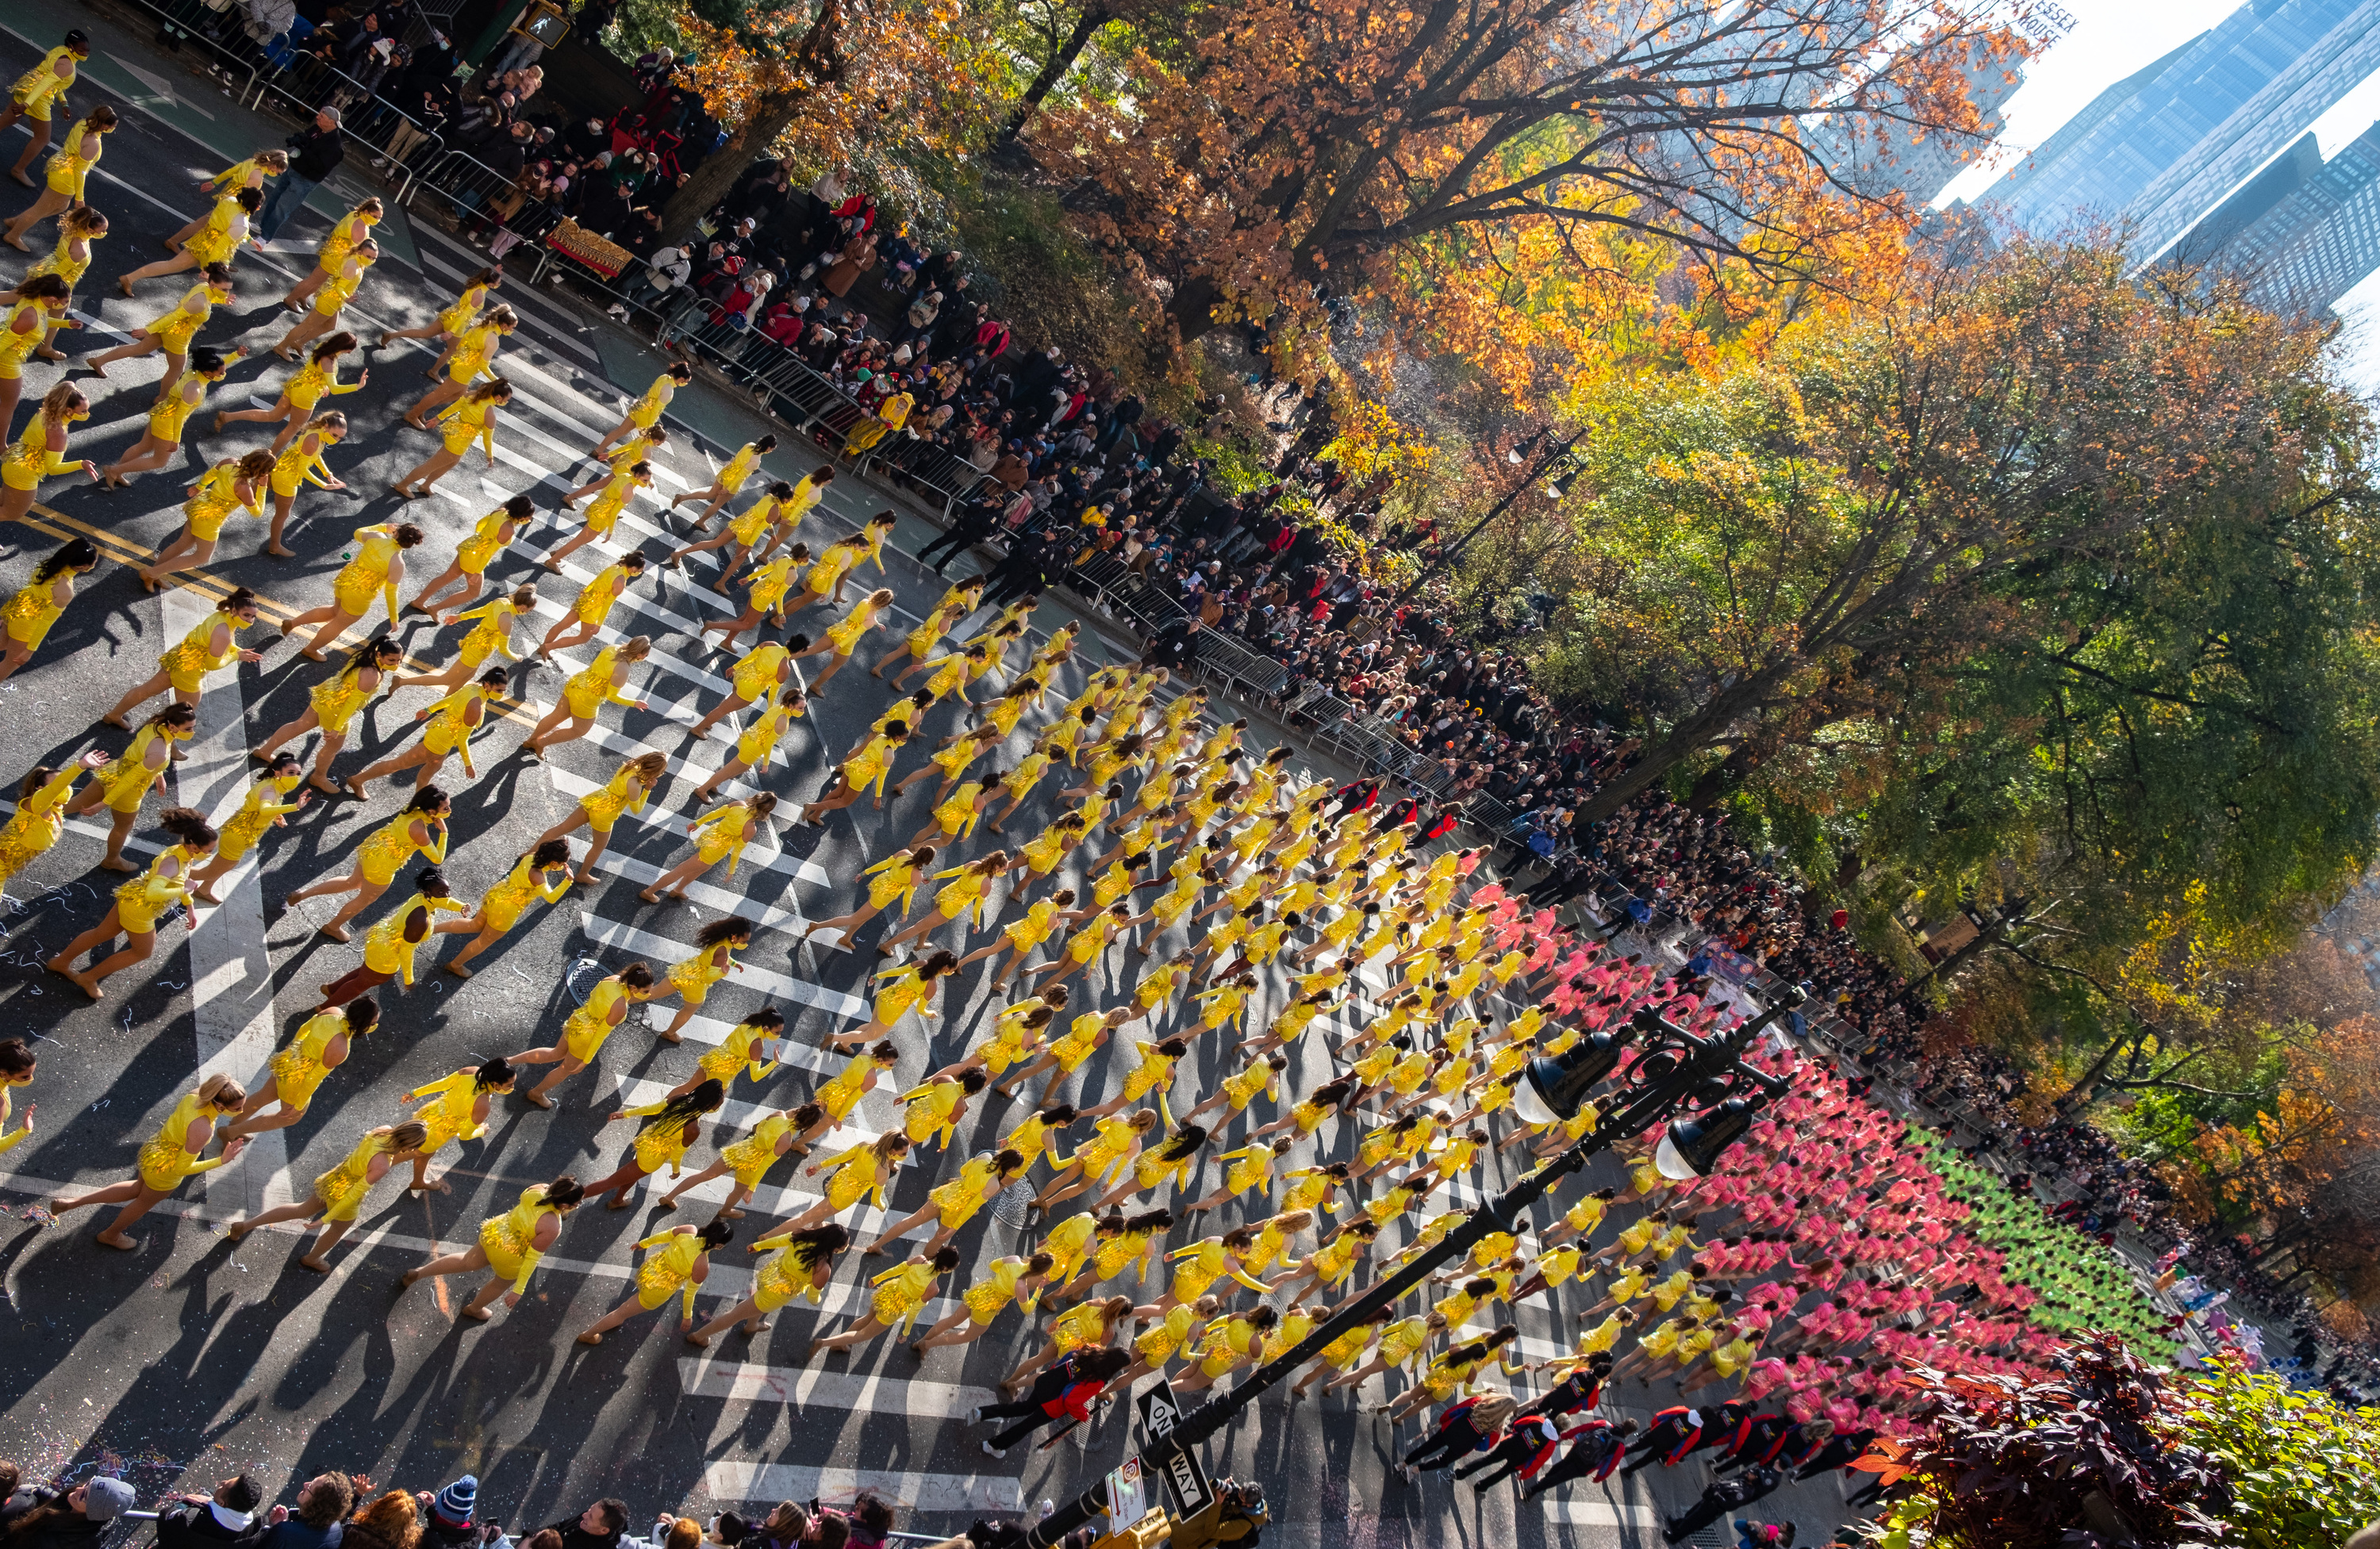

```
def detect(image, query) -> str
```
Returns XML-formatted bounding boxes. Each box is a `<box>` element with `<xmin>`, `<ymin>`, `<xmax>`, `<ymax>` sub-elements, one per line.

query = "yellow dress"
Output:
<box><xmin>362</xmin><ymin>891</ymin><xmax>464</xmax><ymax>983</ymax></box>
<box><xmin>42</xmin><ymin>121</ymin><xmax>102</xmax><ymax>201</ymax></box>
<box><xmin>1213</xmin><ymin>1143</ymin><xmax>1276</xmax><ymax>1199</ymax></box>
<box><xmin>962</xmin><ymin>1255</ymin><xmax>1040</xmax><ymax>1326</ymax></box>
<box><xmin>689</xmin><ymin>806</ymin><xmax>759</xmax><ymax>875</ymax></box>
<box><xmin>331</xmin><ymin>525</ymin><xmax>406</xmax><ymax>620</ymax></box>
<box><xmin>270</xmin><ymin>431</ymin><xmax>336</xmax><ymax>500</ymax></box>
<box><xmin>573</xmin><ymin>562</ymin><xmax>633</xmax><ymax>627</ymax></box>
<box><xmin>313</xmin><ymin>1129</ymin><xmax>397</xmax><ymax>1222</ymax></box>
<box><xmin>750</xmin><ymin>1229</ymin><xmax>830</xmax><ymax>1313</ymax></box>
<box><xmin>148</xmin><ymin>280</ymin><xmax>213</xmax><ymax>355</ymax></box>
<box><xmin>0</xmin><ymin>299</ymin><xmax>52</xmax><ymax>378</ymax></box>
<box><xmin>717</xmin><ymin>1109</ymin><xmax>794</xmax><ymax>1187</ymax></box>
<box><xmin>1165</xmin><ymin>1238</ymin><xmax>1271</xmax><ymax>1304</ymax></box>
<box><xmin>896</xmin><ymin>1079</ymin><xmax>967</xmax><ymax>1149</ymax></box>
<box><xmin>409</xmin><ymin>1071</ymin><xmax>488</xmax><ymax>1155</ymax></box>
<box><xmin>267</xmin><ymin>1010</ymin><xmax>347</xmax><ymax>1114</ymax></box>
<box><xmin>1051</xmin><ymin>1300</ymin><xmax>1115</xmax><ymax>1352</ymax></box>
<box><xmin>355</xmin><ymin>807</ymin><xmax>447</xmax><ymax>888</ymax></box>
<box><xmin>582</xmin><ymin>467</ymin><xmax>640</xmax><ymax>535</ymax></box>
<box><xmin>744</xmin><ymin>555</ymin><xmax>798</xmax><ymax>615</ymax></box>
<box><xmin>447</xmin><ymin>321</ymin><xmax>503</xmax><ymax>385</ymax></box>
<box><xmin>9</xmin><ymin>47</ymin><xmax>77</xmax><ymax>123</ymax></box>
<box><xmin>632</xmin><ymin>1229</ymin><xmax>708</xmax><ymax>1314</ymax></box>
<box><xmin>159</xmin><ymin>607</ymin><xmax>252</xmax><ymax>694</ymax></box>
<box><xmin>317</xmin><ymin>209</ymin><xmax>376</xmax><ymax>271</ymax></box>
<box><xmin>562</xmin><ymin>976</ymin><xmax>638</xmax><ymax>1062</ymax></box>
<box><xmin>836</xmin><ymin>734</ymin><xmax>900</xmax><ymax>799</ymax></box>
<box><xmin>1040</xmin><ymin>1212</ymin><xmax>1098</xmax><ymax>1286</ymax></box>
<box><xmin>455</xmin><ymin>508</ymin><xmax>516</xmax><ymax>578</ymax></box>
<box><xmin>2</xmin><ymin>569</ymin><xmax>73</xmax><ymax>651</ymax></box>
<box><xmin>437</xmin><ymin>282</ymin><xmax>492</xmax><ymax>336</ymax></box>
<box><xmin>562</xmin><ymin>644</ymin><xmax>639</xmax><ymax>719</ymax></box>
<box><xmin>814</xmin><ymin>1141</ymin><xmax>893</xmax><ymax>1214</ymax></box>
<box><xmin>146</xmin><ymin>371</ymin><xmax>216</xmax><ymax>445</ymax></box>
<box><xmin>627</xmin><ymin>370</ymin><xmax>677</xmax><ymax>428</ymax></box>
<box><xmin>0</xmin><ymin>764</ymin><xmax>86</xmax><ymax>884</ymax></box>
<box><xmin>859</xmin><ymin>850</ymin><xmax>924</xmax><ymax>914</ymax></box>
<box><xmin>973</xmin><ymin>1007</ymin><xmax>1040</xmax><ymax>1076</ymax></box>
<box><xmin>136</xmin><ymin>1088</ymin><xmax>236</xmax><ymax>1191</ymax></box>
<box><xmin>186</xmin><ymin>194</ymin><xmax>250</xmax><ymax>267</ymax></box>
<box><xmin>866</xmin><ymin>1259</ymin><xmax>942</xmax><ymax>1335</ymax></box>
<box><xmin>182</xmin><ymin>461</ymin><xmax>263</xmax><ymax>542</ymax></box>
<box><xmin>92</xmin><ymin>725</ymin><xmax>178</xmax><ymax>817</ymax></box>
<box><xmin>1068</xmin><ymin>1116</ymin><xmax>1140</xmax><ymax>1185</ymax></box>
<box><xmin>1134</xmin><ymin>1302</ymin><xmax>1201</xmax><ymax>1364</ymax></box>
<box><xmin>666</xmin><ymin>941</ymin><xmax>738</xmax><ymax>1010</ymax></box>
<box><xmin>1191</xmin><ymin>1317</ymin><xmax>1261</xmax><ymax>1380</ymax></box>
<box><xmin>623</xmin><ymin>1101</ymin><xmax>701</xmax><ymax>1175</ymax></box>
<box><xmin>800</xmin><ymin>543</ymin><xmax>858</xmax><ymax>603</ymax></box>
<box><xmin>578</xmin><ymin>763</ymin><xmax>651</xmax><ymax>834</ymax></box>
<box><xmin>687</xmin><ymin>1014</ymin><xmax>779</xmax><ymax>1087</ymax></box>
<box><xmin>727</xmin><ymin>493</ymin><xmax>783</xmax><ymax>547</ymax></box>
<box><xmin>926</xmin><ymin>865</ymin><xmax>993</xmax><ymax>926</ymax></box>
<box><xmin>816</xmin><ymin>1050</ymin><xmax>879</xmax><ymax>1123</ymax></box>
<box><xmin>433</xmin><ymin>395</ymin><xmax>497</xmax><ymax>460</ymax></box>
<box><xmin>1047</xmin><ymin>1012</ymin><xmax>1108</xmax><ymax>1075</ymax></box>
<box><xmin>733</xmin><ymin>697</ymin><xmax>800</xmax><ymax>773</ymax></box>
<box><xmin>478</xmin><ymin>1186</ymin><xmax>565</xmax><ymax>1291</ymax></box>
<box><xmin>927</xmin><ymin>1154</ymin><xmax>1006</xmax><ymax>1229</ymax></box>
<box><xmin>716</xmin><ymin>441</ymin><xmax>762</xmax><ymax>494</ymax></box>
<box><xmin>476</xmin><ymin>850</ymin><xmax>570</xmax><ymax>933</ymax></box>
<box><xmin>2</xmin><ymin>412</ymin><xmax>86</xmax><ymax>493</ymax></box>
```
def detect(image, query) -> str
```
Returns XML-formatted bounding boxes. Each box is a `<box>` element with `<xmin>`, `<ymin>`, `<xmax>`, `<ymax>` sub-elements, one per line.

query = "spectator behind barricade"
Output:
<box><xmin>2</xmin><ymin>1476</ymin><xmax>136</xmax><ymax>1549</ymax></box>
<box><xmin>156</xmin><ymin>1475</ymin><xmax>269</xmax><ymax>1549</ymax></box>
<box><xmin>539</xmin><ymin>1501</ymin><xmax>627</xmax><ymax>1549</ymax></box>
<box><xmin>1144</xmin><ymin>612</ymin><xmax>1203</xmax><ymax>672</ymax></box>
<box><xmin>259</xmin><ymin>1475</ymin><xmax>355</xmax><ymax>1549</ymax></box>
<box><xmin>616</xmin><ymin>241</ymin><xmax>693</xmax><ymax>316</ymax></box>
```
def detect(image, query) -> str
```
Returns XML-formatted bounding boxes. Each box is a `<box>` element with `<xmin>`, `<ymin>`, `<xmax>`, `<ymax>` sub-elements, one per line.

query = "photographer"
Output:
<box><xmin>259</xmin><ymin>107</ymin><xmax>345</xmax><ymax>243</ymax></box>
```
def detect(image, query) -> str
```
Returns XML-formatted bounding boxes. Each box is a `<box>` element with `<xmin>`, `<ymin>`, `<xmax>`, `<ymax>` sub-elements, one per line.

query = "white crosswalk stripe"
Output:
<box><xmin>578</xmin><ymin>912</ymin><xmax>866</xmax><ymax>1020</ymax></box>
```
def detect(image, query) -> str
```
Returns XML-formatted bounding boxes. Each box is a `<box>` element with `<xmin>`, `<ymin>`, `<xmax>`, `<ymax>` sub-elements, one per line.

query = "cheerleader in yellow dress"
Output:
<box><xmin>60</xmin><ymin>702</ymin><xmax>197</xmax><ymax>872</ymax></box>
<box><xmin>1173</xmin><ymin>1306</ymin><xmax>1281</xmax><ymax>1394</ymax></box>
<box><xmin>160</xmin><ymin>151</ymin><xmax>282</xmax><ymax>251</ymax></box>
<box><xmin>890</xmin><ymin>722</ymin><xmax>1002</xmax><ymax>804</ymax></box>
<box><xmin>861</xmin><ymin>1144</ymin><xmax>1027</xmax><ymax>1257</ymax></box>
<box><xmin>803</xmin><ymin>843</ymin><xmax>937</xmax><ymax>949</ymax></box>
<box><xmin>636</xmin><ymin>792</ymin><xmax>779</xmax><ymax>904</ymax></box>
<box><xmin>0</xmin><ymin>35</ymin><xmax>86</xmax><ymax>190</ymax></box>
<box><xmin>686</xmin><ymin>629</ymin><xmax>804</xmax><ymax>740</ymax></box>
<box><xmin>0</xmin><ymin>535</ymin><xmax>97</xmax><ymax>684</ymax></box>
<box><xmin>1183</xmin><ymin>1133</ymin><xmax>1294</xmax><ymax>1219</ymax></box>
<box><xmin>283</xmin><ymin>785</ymin><xmax>449</xmax><ymax>941</ymax></box>
<box><xmin>877</xmin><ymin>853</ymin><xmax>1010</xmax><ymax>958</ymax></box>
<box><xmin>102</xmin><ymin>589</ymin><xmax>259</xmax><ymax>726</ymax></box>
<box><xmin>789</xmin><ymin>586</ymin><xmax>894</xmax><ymax>692</ymax></box>
<box><xmin>911</xmin><ymin>1249</ymin><xmax>1057</xmax><ymax>1353</ymax></box>
<box><xmin>536</xmin><ymin>750</ymin><xmax>666</xmax><ymax>885</ymax></box>
<box><xmin>401</xmin><ymin>305</ymin><xmax>518</xmax><ymax>426</ymax></box>
<box><xmin>869</xmin><ymin>574</ymin><xmax>981</xmax><ymax>681</ymax></box>
<box><xmin>666</xmin><ymin>476</ymin><xmax>794</xmax><ymax>575</ymax></box>
<box><xmin>0</xmin><ymin>105</ymin><xmax>114</xmax><ymax>257</ymax></box>
<box><xmin>504</xmin><ymin>960</ymin><xmax>661</xmax><ymax>1106</ymax></box>
<box><xmin>379</xmin><ymin>263</ymin><xmax>501</xmax><ymax>355</ymax></box>
<box><xmin>671</xmin><ymin>433</ymin><xmax>777</xmax><ymax>527</ymax></box>
<box><xmin>282</xmin><ymin>198</ymin><xmax>382</xmax><ymax>309</ymax></box>
<box><xmin>807</xmin><ymin>1243</ymin><xmax>963</xmax><ymax>1359</ymax></box>
<box><xmin>221</xmin><ymin>998</ymin><xmax>377</xmax><ymax>1141</ymax></box>
<box><xmin>0</xmin><ymin>381</ymin><xmax>95</xmax><ymax>527</ymax></box>
<box><xmin>83</xmin><ymin>257</ymin><xmax>227</xmax><ymax>400</ymax></box>
<box><xmin>790</xmin><ymin>528</ymin><xmax>877</xmax><ymax>615</ymax></box>
<box><xmin>0</xmin><ymin>274</ymin><xmax>73</xmax><ymax>431</ymax></box>
<box><xmin>646</xmin><ymin>917</ymin><xmax>753</xmax><ymax>1044</ymax></box>
<box><xmin>653</xmin><ymin>1092</ymin><xmax>824</xmax><ymax>1215</ymax></box>
<box><xmin>697</xmin><ymin>548</ymin><xmax>806</xmax><ymax>657</ymax></box>
<box><xmin>543</xmin><ymin>458</ymin><xmax>652</xmax><ymax>573</ymax></box>
<box><xmin>44</xmin><ymin>811</ymin><xmax>213</xmax><ymax>1003</ymax></box>
<box><xmin>253</xmin><ymin>634</ymin><xmax>405</xmax><ymax>793</ymax></box>
<box><xmin>139</xmin><ymin>451</ymin><xmax>274</xmax><ymax>588</ymax></box>
<box><xmin>119</xmin><ymin>186</ymin><xmax>263</xmax><ymax>291</ymax></box>
<box><xmin>98</xmin><ymin>344</ymin><xmax>245</xmax><ymax>485</ymax></box>
<box><xmin>997</xmin><ymin>1292</ymin><xmax>1137</xmax><ymax>1395</ymax></box>
<box><xmin>559</xmin><ymin>422</ymin><xmax>668</xmax><ymax>507</ymax></box>
<box><xmin>581</xmin><ymin>1079</ymin><xmax>727</xmax><ymax>1209</ymax></box>
<box><xmin>271</xmin><ymin>240</ymin><xmax>379</xmax><ymax>358</ymax></box>
<box><xmin>222</xmin><ymin>1118</ymin><xmax>428</xmax><ymax>1271</ymax></box>
<box><xmin>996</xmin><ymin>1001</ymin><xmax>1131</xmax><ymax>1106</ymax></box>
<box><xmin>344</xmin><ymin>668</ymin><xmax>506</xmax><ymax>798</ymax></box>
<box><xmin>398</xmin><ymin>1175</ymin><xmax>589</xmax><ymax>1320</ymax></box>
<box><xmin>0</xmin><ymin>750</ymin><xmax>109</xmax><ymax>892</ymax></box>
<box><xmin>172</xmin><ymin>747</ymin><xmax>302</xmax><ymax>904</ymax></box>
<box><xmin>0</xmin><ymin>1040</ymin><xmax>36</xmax><ymax>1160</ymax></box>
<box><xmin>404</xmin><ymin>499</ymin><xmax>535</xmax><ymax>632</ymax></box>
<box><xmin>955</xmin><ymin>886</ymin><xmax>1079</xmax><ymax>992</ymax></box>
<box><xmin>591</xmin><ymin>362</ymin><xmax>693</xmax><ymax>460</ymax></box>
<box><xmin>765</xmin><ymin>1129</ymin><xmax>909</xmax><ymax>1238</ymax></box>
<box><xmin>535</xmin><ymin>550</ymin><xmax>649</xmax><ymax>658</ymax></box>
<box><xmin>521</xmin><ymin>636</ymin><xmax>653</xmax><ymax>758</ymax></box>
<box><xmin>572</xmin><ymin>1218</ymin><xmax>735</xmax><ymax>1345</ymax></box>
<box><xmin>687</xmin><ymin>685</ymin><xmax>807</xmax><ymax>803</ymax></box>
<box><xmin>388</xmin><ymin>377</ymin><xmax>510</xmax><ymax>499</ymax></box>
<box><xmin>1090</xmin><ymin>1114</ymin><xmax>1209</xmax><ymax>1211</ymax></box>
<box><xmin>806</xmin><ymin>1038</ymin><xmax>900</xmax><ymax>1127</ymax></box>
<box><xmin>51</xmin><ymin>1071</ymin><xmax>248</xmax><ymax>1250</ymax></box>
<box><xmin>683</xmin><ymin>1221</ymin><xmax>852</xmax><ymax>1346</ymax></box>
<box><xmin>395</xmin><ymin>1056</ymin><xmax>519</xmax><ymax>1192</ymax></box>
<box><xmin>1035</xmin><ymin>1107</ymin><xmax>1158</xmax><ymax>1212</ymax></box>
<box><xmin>283</xmin><ymin>520</ymin><xmax>424</xmax><ymax>659</ymax></box>
<box><xmin>793</xmin><ymin>718</ymin><xmax>912</xmax><ymax>823</ymax></box>
<box><xmin>260</xmin><ymin>408</ymin><xmax>349</xmax><ymax>558</ymax></box>
<box><xmin>891</xmin><ymin>1066</ymin><xmax>985</xmax><ymax>1155</ymax></box>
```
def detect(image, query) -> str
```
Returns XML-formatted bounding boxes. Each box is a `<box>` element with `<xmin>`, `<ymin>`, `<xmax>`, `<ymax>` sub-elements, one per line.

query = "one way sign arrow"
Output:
<box><xmin>1136</xmin><ymin>1381</ymin><xmax>1181</xmax><ymax>1444</ymax></box>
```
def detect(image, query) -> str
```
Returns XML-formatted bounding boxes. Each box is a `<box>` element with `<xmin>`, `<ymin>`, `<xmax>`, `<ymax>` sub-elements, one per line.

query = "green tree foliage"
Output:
<box><xmin>2180</xmin><ymin>1359</ymin><xmax>2380</xmax><ymax>1547</ymax></box>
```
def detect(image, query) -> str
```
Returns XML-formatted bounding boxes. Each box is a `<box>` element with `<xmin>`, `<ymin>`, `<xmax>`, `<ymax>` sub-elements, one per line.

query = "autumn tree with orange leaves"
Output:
<box><xmin>1031</xmin><ymin>0</ymin><xmax>2034</xmax><ymax>387</ymax></box>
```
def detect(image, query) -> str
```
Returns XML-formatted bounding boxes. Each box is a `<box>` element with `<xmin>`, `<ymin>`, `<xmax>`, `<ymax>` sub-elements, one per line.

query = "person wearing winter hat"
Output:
<box><xmin>416</xmin><ymin>1478</ymin><xmax>478</xmax><ymax>1549</ymax></box>
<box><xmin>1</xmin><ymin>1474</ymin><xmax>137</xmax><ymax>1549</ymax></box>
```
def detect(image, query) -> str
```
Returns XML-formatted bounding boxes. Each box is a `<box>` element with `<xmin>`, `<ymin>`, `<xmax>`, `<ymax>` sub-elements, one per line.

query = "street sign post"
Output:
<box><xmin>1133</xmin><ymin>1380</ymin><xmax>1215</xmax><ymax>1519</ymax></box>
<box><xmin>1105</xmin><ymin>1457</ymin><xmax>1146</xmax><ymax>1524</ymax></box>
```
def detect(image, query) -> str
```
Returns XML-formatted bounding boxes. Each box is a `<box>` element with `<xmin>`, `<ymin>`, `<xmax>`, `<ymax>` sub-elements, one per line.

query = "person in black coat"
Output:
<box><xmin>3</xmin><ymin>1477</ymin><xmax>137</xmax><ymax>1549</ymax></box>
<box><xmin>156</xmin><ymin>1478</ymin><xmax>269</xmax><ymax>1549</ymax></box>
<box><xmin>1143</xmin><ymin>614</ymin><xmax>1203</xmax><ymax>673</ymax></box>
<box><xmin>1661</xmin><ymin>1466</ymin><xmax>1783</xmax><ymax>1543</ymax></box>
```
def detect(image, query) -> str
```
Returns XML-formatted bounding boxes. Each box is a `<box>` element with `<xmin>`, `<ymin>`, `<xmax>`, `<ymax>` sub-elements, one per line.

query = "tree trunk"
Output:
<box><xmin>1167</xmin><ymin>272</ymin><xmax>1225</xmax><ymax>342</ymax></box>
<box><xmin>1001</xmin><ymin>3</ymin><xmax>1113</xmax><ymax>143</ymax></box>
<box><xmin>1684</xmin><ymin>742</ymin><xmax>1759</xmax><ymax>810</ymax></box>
<box><xmin>661</xmin><ymin>95</ymin><xmax>808</xmax><ymax>246</ymax></box>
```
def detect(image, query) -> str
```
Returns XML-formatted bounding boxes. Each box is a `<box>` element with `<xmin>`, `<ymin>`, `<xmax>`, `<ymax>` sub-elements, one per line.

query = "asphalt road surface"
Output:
<box><xmin>0</xmin><ymin>17</ymin><xmax>1867</xmax><ymax>1549</ymax></box>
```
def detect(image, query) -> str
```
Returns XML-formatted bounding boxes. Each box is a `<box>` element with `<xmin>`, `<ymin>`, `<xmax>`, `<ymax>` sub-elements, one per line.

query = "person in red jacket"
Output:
<box><xmin>1453</xmin><ymin>1412</ymin><xmax>1563</xmax><ymax>1493</ymax></box>
<box><xmin>969</xmin><ymin>1346</ymin><xmax>1129</xmax><ymax>1457</ymax></box>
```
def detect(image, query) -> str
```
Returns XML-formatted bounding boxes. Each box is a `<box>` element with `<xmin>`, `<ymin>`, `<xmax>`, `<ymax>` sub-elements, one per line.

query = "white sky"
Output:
<box><xmin>1931</xmin><ymin>0</ymin><xmax>2380</xmax><ymax>387</ymax></box>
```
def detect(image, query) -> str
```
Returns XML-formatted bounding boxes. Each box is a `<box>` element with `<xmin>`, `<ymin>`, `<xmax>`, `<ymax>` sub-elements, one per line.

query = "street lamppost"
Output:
<box><xmin>1023</xmin><ymin>986</ymin><xmax>1808</xmax><ymax>1547</ymax></box>
<box><xmin>1391</xmin><ymin>424</ymin><xmax>1589</xmax><ymax>606</ymax></box>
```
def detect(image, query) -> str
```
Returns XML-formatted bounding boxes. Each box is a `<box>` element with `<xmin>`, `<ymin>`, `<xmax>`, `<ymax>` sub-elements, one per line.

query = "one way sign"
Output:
<box><xmin>1133</xmin><ymin>1380</ymin><xmax>1215</xmax><ymax>1518</ymax></box>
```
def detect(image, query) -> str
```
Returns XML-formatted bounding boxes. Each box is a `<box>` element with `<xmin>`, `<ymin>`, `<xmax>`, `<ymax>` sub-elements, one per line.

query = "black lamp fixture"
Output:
<box><xmin>1512</xmin><ymin>1025</ymin><xmax>1627</xmax><ymax>1127</ymax></box>
<box><xmin>1653</xmin><ymin>1096</ymin><xmax>1759</xmax><ymax>1179</ymax></box>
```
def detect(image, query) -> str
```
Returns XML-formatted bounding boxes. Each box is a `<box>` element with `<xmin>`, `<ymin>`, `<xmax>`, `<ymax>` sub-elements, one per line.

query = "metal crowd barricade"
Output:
<box><xmin>114</xmin><ymin>0</ymin><xmax>271</xmax><ymax>100</ymax></box>
<box><xmin>861</xmin><ymin>432</ymin><xmax>996</xmax><ymax>515</ymax></box>
<box><xmin>408</xmin><ymin>148</ymin><xmax>529</xmax><ymax>228</ymax></box>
